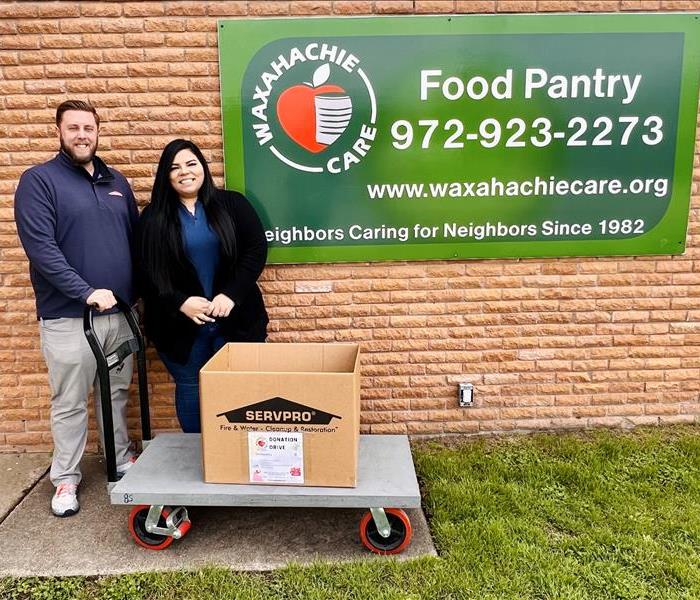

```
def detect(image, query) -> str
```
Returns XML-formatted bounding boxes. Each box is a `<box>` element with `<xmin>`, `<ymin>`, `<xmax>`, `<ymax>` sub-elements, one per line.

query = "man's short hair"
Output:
<box><xmin>55</xmin><ymin>100</ymin><xmax>100</xmax><ymax>128</ymax></box>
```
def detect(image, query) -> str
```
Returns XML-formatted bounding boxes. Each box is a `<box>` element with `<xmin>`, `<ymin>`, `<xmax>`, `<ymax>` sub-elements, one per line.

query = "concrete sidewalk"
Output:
<box><xmin>0</xmin><ymin>453</ymin><xmax>51</xmax><ymax>522</ymax></box>
<box><xmin>0</xmin><ymin>453</ymin><xmax>437</xmax><ymax>577</ymax></box>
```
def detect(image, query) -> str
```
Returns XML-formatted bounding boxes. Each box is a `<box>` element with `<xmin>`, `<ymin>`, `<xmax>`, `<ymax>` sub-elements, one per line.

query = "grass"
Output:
<box><xmin>1</xmin><ymin>425</ymin><xmax>699</xmax><ymax>599</ymax></box>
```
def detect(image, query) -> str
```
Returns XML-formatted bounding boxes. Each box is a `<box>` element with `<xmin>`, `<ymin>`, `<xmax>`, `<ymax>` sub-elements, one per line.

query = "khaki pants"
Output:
<box><xmin>39</xmin><ymin>313</ymin><xmax>133</xmax><ymax>486</ymax></box>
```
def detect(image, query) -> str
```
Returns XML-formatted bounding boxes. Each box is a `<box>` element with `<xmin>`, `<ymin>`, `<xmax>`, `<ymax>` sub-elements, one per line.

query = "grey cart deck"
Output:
<box><xmin>111</xmin><ymin>434</ymin><xmax>421</xmax><ymax>509</ymax></box>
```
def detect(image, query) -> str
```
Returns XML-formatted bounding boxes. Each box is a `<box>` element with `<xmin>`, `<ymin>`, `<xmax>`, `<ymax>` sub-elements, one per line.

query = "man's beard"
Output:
<box><xmin>60</xmin><ymin>135</ymin><xmax>98</xmax><ymax>165</ymax></box>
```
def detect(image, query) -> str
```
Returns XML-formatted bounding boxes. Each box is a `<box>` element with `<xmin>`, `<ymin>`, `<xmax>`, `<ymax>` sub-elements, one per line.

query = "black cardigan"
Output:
<box><xmin>137</xmin><ymin>189</ymin><xmax>269</xmax><ymax>364</ymax></box>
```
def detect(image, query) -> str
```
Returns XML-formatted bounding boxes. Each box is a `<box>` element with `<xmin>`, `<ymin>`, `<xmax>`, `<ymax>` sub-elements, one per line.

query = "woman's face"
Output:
<box><xmin>169</xmin><ymin>148</ymin><xmax>205</xmax><ymax>200</ymax></box>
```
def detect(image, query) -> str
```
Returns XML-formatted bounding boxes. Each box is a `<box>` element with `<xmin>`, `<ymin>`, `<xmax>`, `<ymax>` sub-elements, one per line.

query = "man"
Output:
<box><xmin>15</xmin><ymin>100</ymin><xmax>138</xmax><ymax>517</ymax></box>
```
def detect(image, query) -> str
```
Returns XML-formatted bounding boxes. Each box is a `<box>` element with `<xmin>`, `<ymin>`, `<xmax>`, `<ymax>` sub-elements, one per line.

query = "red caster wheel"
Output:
<box><xmin>359</xmin><ymin>508</ymin><xmax>412</xmax><ymax>555</ymax></box>
<box><xmin>128</xmin><ymin>505</ymin><xmax>190</xmax><ymax>550</ymax></box>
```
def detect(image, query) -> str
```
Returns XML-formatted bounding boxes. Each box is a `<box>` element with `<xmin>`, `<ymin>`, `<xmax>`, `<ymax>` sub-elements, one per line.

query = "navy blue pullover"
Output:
<box><xmin>14</xmin><ymin>151</ymin><xmax>138</xmax><ymax>318</ymax></box>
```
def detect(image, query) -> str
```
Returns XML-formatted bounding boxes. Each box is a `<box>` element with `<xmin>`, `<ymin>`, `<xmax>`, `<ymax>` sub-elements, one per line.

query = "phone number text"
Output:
<box><xmin>390</xmin><ymin>116</ymin><xmax>663</xmax><ymax>150</ymax></box>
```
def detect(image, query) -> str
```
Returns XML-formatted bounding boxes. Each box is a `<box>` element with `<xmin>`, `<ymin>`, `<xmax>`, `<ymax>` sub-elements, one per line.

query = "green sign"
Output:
<box><xmin>218</xmin><ymin>14</ymin><xmax>700</xmax><ymax>263</ymax></box>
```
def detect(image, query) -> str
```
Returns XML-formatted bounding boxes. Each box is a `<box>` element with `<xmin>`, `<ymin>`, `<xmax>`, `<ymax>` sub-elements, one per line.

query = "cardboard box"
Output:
<box><xmin>200</xmin><ymin>342</ymin><xmax>360</xmax><ymax>487</ymax></box>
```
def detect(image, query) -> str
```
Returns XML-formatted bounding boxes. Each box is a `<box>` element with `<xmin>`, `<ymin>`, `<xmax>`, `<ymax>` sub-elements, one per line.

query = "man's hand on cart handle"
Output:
<box><xmin>207</xmin><ymin>294</ymin><xmax>234</xmax><ymax>318</ymax></box>
<box><xmin>180</xmin><ymin>296</ymin><xmax>215</xmax><ymax>325</ymax></box>
<box><xmin>86</xmin><ymin>289</ymin><xmax>117</xmax><ymax>312</ymax></box>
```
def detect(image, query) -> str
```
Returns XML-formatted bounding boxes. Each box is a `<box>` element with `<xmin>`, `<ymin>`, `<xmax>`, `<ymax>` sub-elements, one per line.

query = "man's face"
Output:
<box><xmin>57</xmin><ymin>110</ymin><xmax>99</xmax><ymax>165</ymax></box>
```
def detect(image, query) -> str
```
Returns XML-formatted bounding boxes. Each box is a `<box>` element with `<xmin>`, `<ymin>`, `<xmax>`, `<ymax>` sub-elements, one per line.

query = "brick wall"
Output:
<box><xmin>1</xmin><ymin>1</ymin><xmax>698</xmax><ymax>452</ymax></box>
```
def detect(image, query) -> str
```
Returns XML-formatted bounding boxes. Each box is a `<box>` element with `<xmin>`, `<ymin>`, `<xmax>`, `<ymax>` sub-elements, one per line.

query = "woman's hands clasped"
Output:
<box><xmin>180</xmin><ymin>294</ymin><xmax>234</xmax><ymax>325</ymax></box>
<box><xmin>180</xmin><ymin>296</ymin><xmax>214</xmax><ymax>325</ymax></box>
<box><xmin>208</xmin><ymin>293</ymin><xmax>234</xmax><ymax>318</ymax></box>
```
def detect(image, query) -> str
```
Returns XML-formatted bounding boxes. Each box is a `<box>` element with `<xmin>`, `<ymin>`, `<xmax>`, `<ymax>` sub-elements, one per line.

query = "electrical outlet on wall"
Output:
<box><xmin>458</xmin><ymin>383</ymin><xmax>474</xmax><ymax>407</ymax></box>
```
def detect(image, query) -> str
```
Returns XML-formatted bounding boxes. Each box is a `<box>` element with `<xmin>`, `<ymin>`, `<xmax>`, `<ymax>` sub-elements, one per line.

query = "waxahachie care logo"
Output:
<box><xmin>250</xmin><ymin>43</ymin><xmax>377</xmax><ymax>174</ymax></box>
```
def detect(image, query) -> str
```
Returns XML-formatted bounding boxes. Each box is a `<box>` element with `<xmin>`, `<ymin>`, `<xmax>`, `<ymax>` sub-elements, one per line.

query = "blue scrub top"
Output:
<box><xmin>178</xmin><ymin>201</ymin><xmax>221</xmax><ymax>299</ymax></box>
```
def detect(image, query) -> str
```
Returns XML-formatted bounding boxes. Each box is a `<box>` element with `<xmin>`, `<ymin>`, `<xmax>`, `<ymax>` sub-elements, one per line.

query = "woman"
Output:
<box><xmin>138</xmin><ymin>139</ymin><xmax>268</xmax><ymax>433</ymax></box>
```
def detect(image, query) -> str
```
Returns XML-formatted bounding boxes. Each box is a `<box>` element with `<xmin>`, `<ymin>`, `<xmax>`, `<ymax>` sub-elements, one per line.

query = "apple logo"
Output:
<box><xmin>276</xmin><ymin>63</ymin><xmax>353</xmax><ymax>154</ymax></box>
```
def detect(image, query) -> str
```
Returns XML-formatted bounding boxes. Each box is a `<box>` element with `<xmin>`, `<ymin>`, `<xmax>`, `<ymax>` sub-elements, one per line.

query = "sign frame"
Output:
<box><xmin>218</xmin><ymin>14</ymin><xmax>700</xmax><ymax>264</ymax></box>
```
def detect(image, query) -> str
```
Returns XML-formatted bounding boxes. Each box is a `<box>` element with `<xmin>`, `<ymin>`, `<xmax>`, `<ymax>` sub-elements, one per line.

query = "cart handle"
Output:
<box><xmin>83</xmin><ymin>296</ymin><xmax>151</xmax><ymax>483</ymax></box>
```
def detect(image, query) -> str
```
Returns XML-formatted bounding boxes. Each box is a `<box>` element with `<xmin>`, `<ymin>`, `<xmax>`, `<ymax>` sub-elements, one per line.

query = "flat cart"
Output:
<box><xmin>85</xmin><ymin>301</ymin><xmax>422</xmax><ymax>554</ymax></box>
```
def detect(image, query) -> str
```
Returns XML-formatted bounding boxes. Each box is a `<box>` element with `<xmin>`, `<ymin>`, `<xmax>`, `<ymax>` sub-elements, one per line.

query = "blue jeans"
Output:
<box><xmin>158</xmin><ymin>323</ymin><xmax>227</xmax><ymax>433</ymax></box>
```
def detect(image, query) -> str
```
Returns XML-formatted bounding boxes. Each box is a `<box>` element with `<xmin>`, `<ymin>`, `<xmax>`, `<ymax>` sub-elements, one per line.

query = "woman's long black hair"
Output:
<box><xmin>140</xmin><ymin>139</ymin><xmax>237</xmax><ymax>295</ymax></box>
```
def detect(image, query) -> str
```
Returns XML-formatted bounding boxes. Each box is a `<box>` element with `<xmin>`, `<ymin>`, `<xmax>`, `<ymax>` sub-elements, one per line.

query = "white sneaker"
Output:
<box><xmin>51</xmin><ymin>483</ymin><xmax>79</xmax><ymax>517</ymax></box>
<box><xmin>116</xmin><ymin>455</ymin><xmax>138</xmax><ymax>478</ymax></box>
